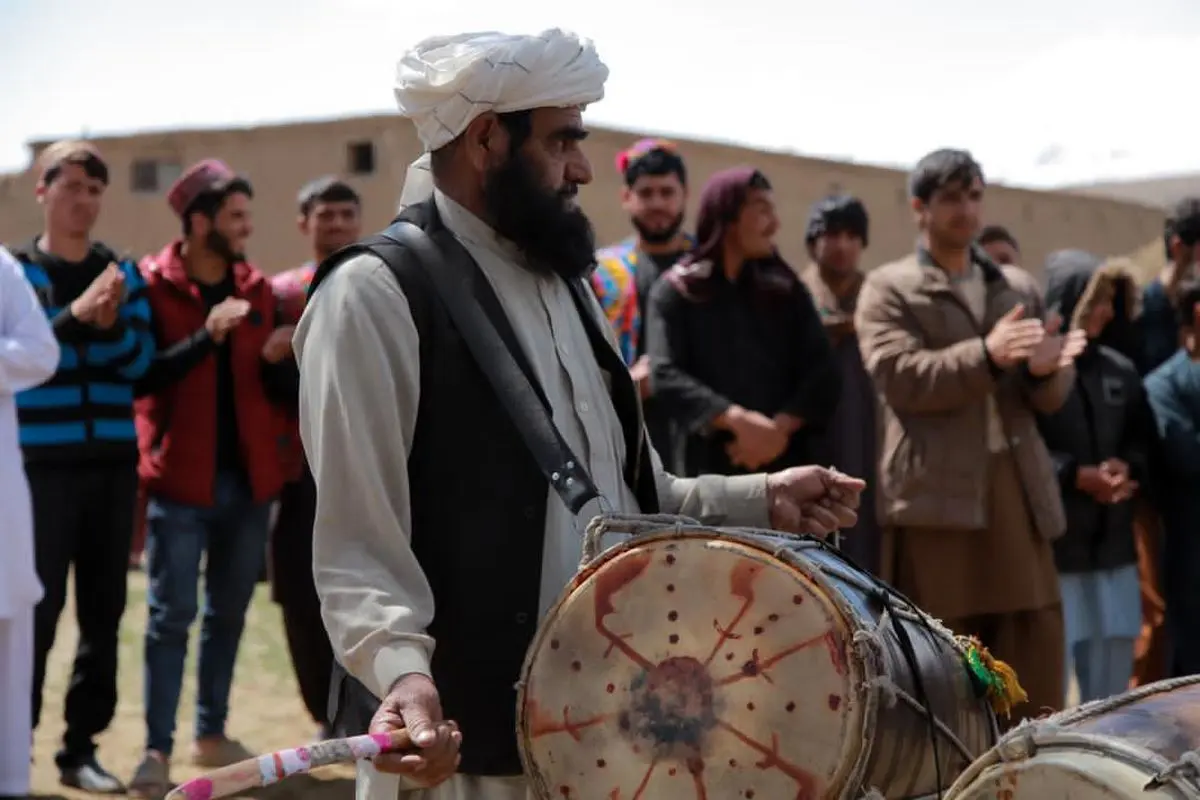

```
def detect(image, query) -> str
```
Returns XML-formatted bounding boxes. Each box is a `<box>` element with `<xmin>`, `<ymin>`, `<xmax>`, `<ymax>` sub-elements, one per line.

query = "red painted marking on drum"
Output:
<box><xmin>630</xmin><ymin>759</ymin><xmax>660</xmax><ymax>799</ymax></box>
<box><xmin>828</xmin><ymin>694</ymin><xmax>841</xmax><ymax>711</ymax></box>
<box><xmin>715</xmin><ymin>632</ymin><xmax>830</xmax><ymax>687</ymax></box>
<box><xmin>715</xmin><ymin>723</ymin><xmax>819</xmax><ymax>799</ymax></box>
<box><xmin>824</xmin><ymin>630</ymin><xmax>847</xmax><ymax>677</ymax></box>
<box><xmin>527</xmin><ymin>699</ymin><xmax>611</xmax><ymax>741</ymax></box>
<box><xmin>703</xmin><ymin>560</ymin><xmax>765</xmax><ymax>666</ymax></box>
<box><xmin>594</xmin><ymin>551</ymin><xmax>655</xmax><ymax>670</ymax></box>
<box><xmin>273</xmin><ymin>752</ymin><xmax>285</xmax><ymax>780</ymax></box>
<box><xmin>687</xmin><ymin>755</ymin><xmax>708</xmax><ymax>800</ymax></box>
<box><xmin>623</xmin><ymin>656</ymin><xmax>716</xmax><ymax>752</ymax></box>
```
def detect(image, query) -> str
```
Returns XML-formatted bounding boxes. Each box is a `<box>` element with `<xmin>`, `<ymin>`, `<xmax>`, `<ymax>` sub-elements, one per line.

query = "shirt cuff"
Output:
<box><xmin>371</xmin><ymin>641</ymin><xmax>433</xmax><ymax>700</ymax></box>
<box><xmin>722</xmin><ymin>473</ymin><xmax>771</xmax><ymax>528</ymax></box>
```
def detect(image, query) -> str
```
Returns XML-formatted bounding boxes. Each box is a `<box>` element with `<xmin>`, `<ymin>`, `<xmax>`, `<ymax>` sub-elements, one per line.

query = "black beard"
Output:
<box><xmin>483</xmin><ymin>151</ymin><xmax>596</xmax><ymax>280</ymax></box>
<box><xmin>205</xmin><ymin>229</ymin><xmax>243</xmax><ymax>265</ymax></box>
<box><xmin>631</xmin><ymin>211</ymin><xmax>684</xmax><ymax>245</ymax></box>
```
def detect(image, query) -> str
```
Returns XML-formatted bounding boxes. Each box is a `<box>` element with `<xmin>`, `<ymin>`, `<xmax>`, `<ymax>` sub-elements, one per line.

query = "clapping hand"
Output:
<box><xmin>1027</xmin><ymin>312</ymin><xmax>1087</xmax><ymax>377</ymax></box>
<box><xmin>71</xmin><ymin>263</ymin><xmax>125</xmax><ymax>329</ymax></box>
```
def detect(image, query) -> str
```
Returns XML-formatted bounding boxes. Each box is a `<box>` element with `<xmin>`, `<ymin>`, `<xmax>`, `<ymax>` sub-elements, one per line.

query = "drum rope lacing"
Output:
<box><xmin>1146</xmin><ymin>750</ymin><xmax>1200</xmax><ymax>791</ymax></box>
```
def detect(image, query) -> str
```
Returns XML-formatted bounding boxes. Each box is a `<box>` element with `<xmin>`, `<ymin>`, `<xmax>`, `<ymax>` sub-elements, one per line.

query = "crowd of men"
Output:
<box><xmin>2</xmin><ymin>47</ymin><xmax>1200</xmax><ymax>799</ymax></box>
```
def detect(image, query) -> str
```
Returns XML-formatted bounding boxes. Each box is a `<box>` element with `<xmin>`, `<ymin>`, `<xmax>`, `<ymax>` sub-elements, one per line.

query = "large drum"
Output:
<box><xmin>946</xmin><ymin>676</ymin><xmax>1200</xmax><ymax>799</ymax></box>
<box><xmin>517</xmin><ymin>515</ymin><xmax>1001</xmax><ymax>799</ymax></box>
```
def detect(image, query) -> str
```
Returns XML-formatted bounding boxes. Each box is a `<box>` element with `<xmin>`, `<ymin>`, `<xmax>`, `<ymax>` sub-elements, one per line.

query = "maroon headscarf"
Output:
<box><xmin>666</xmin><ymin>166</ymin><xmax>796</xmax><ymax>303</ymax></box>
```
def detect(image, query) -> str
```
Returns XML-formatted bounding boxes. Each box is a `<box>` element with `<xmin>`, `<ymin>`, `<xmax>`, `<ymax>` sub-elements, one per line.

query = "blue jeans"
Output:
<box><xmin>143</xmin><ymin>472</ymin><xmax>271</xmax><ymax>755</ymax></box>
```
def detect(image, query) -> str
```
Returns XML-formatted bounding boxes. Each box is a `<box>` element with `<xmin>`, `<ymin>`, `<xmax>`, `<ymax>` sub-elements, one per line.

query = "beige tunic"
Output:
<box><xmin>294</xmin><ymin>191</ymin><xmax>771</xmax><ymax>800</ymax></box>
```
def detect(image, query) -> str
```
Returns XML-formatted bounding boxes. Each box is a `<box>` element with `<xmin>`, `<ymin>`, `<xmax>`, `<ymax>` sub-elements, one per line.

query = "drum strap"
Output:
<box><xmin>377</xmin><ymin>220</ymin><xmax>603</xmax><ymax>515</ymax></box>
<box><xmin>875</xmin><ymin>588</ymin><xmax>946</xmax><ymax>797</ymax></box>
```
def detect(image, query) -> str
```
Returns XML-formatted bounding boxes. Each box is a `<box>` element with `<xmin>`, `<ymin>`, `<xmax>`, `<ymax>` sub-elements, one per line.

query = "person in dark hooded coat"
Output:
<box><xmin>645</xmin><ymin>167</ymin><xmax>840</xmax><ymax>477</ymax></box>
<box><xmin>798</xmin><ymin>195</ymin><xmax>882</xmax><ymax>574</ymax></box>
<box><xmin>1036</xmin><ymin>250</ymin><xmax>1152</xmax><ymax>703</ymax></box>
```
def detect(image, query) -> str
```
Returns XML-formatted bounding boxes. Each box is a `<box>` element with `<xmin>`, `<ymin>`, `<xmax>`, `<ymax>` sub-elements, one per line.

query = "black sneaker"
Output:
<box><xmin>60</xmin><ymin>757</ymin><xmax>126</xmax><ymax>794</ymax></box>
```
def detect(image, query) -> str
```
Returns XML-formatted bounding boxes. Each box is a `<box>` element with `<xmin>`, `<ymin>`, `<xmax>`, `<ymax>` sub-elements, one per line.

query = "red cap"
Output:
<box><xmin>167</xmin><ymin>159</ymin><xmax>239</xmax><ymax>217</ymax></box>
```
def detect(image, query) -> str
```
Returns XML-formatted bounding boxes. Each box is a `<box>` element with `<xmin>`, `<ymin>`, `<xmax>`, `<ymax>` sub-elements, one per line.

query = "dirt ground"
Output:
<box><xmin>31</xmin><ymin>571</ymin><xmax>354</xmax><ymax>800</ymax></box>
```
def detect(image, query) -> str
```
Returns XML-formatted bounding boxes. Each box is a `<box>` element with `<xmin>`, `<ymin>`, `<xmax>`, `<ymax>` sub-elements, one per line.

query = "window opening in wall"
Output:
<box><xmin>131</xmin><ymin>159</ymin><xmax>182</xmax><ymax>193</ymax></box>
<box><xmin>347</xmin><ymin>141</ymin><xmax>376</xmax><ymax>175</ymax></box>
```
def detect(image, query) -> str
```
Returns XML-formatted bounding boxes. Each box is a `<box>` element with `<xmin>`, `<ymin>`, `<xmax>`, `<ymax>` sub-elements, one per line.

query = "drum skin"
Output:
<box><xmin>945</xmin><ymin>676</ymin><xmax>1200</xmax><ymax>800</ymax></box>
<box><xmin>516</xmin><ymin>525</ymin><xmax>997</xmax><ymax>799</ymax></box>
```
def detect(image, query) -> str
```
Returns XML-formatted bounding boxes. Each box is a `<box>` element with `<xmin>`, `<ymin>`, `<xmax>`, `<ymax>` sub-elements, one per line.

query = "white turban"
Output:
<box><xmin>393</xmin><ymin>28</ymin><xmax>609</xmax><ymax>209</ymax></box>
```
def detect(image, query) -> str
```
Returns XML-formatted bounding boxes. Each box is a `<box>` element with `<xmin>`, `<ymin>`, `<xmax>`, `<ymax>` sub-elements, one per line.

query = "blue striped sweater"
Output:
<box><xmin>12</xmin><ymin>241</ymin><xmax>156</xmax><ymax>463</ymax></box>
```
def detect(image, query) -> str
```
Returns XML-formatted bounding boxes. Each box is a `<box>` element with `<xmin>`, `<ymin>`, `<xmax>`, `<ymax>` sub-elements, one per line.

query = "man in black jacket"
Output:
<box><xmin>1036</xmin><ymin>250</ymin><xmax>1151</xmax><ymax>703</ymax></box>
<box><xmin>295</xmin><ymin>28</ymin><xmax>867</xmax><ymax>800</ymax></box>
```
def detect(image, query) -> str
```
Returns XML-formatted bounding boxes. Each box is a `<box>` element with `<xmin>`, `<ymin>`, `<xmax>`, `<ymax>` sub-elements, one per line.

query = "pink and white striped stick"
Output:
<box><xmin>165</xmin><ymin>729</ymin><xmax>413</xmax><ymax>800</ymax></box>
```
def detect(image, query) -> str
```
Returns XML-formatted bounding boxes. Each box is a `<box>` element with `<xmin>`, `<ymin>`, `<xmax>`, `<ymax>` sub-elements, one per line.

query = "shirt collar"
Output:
<box><xmin>434</xmin><ymin>188</ymin><xmax>527</xmax><ymax>268</ymax></box>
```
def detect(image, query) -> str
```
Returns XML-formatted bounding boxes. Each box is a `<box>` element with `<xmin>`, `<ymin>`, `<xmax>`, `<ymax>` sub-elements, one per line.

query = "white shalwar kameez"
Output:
<box><xmin>0</xmin><ymin>244</ymin><xmax>60</xmax><ymax>796</ymax></box>
<box><xmin>300</xmin><ymin>26</ymin><xmax>772</xmax><ymax>800</ymax></box>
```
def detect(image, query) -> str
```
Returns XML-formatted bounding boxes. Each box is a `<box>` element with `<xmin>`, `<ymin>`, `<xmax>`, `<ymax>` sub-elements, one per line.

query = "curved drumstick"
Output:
<box><xmin>165</xmin><ymin>729</ymin><xmax>413</xmax><ymax>800</ymax></box>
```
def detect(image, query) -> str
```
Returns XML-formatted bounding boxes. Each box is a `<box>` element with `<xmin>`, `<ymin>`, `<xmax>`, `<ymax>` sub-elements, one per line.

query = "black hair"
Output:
<box><xmin>1176</xmin><ymin>279</ymin><xmax>1200</xmax><ymax>330</ymax></box>
<box><xmin>623</xmin><ymin>148</ymin><xmax>687</xmax><ymax>188</ymax></box>
<box><xmin>1164</xmin><ymin>197</ymin><xmax>1200</xmax><ymax>260</ymax></box>
<box><xmin>298</xmin><ymin>177</ymin><xmax>360</xmax><ymax>216</ymax></box>
<box><xmin>181</xmin><ymin>177</ymin><xmax>254</xmax><ymax>236</ymax></box>
<box><xmin>43</xmin><ymin>150</ymin><xmax>109</xmax><ymax>187</ymax></box>
<box><xmin>978</xmin><ymin>224</ymin><xmax>1018</xmax><ymax>251</ymax></box>
<box><xmin>805</xmin><ymin>194</ymin><xmax>869</xmax><ymax>247</ymax></box>
<box><xmin>908</xmin><ymin>148</ymin><xmax>985</xmax><ymax>203</ymax></box>
<box><xmin>430</xmin><ymin>109</ymin><xmax>533</xmax><ymax>176</ymax></box>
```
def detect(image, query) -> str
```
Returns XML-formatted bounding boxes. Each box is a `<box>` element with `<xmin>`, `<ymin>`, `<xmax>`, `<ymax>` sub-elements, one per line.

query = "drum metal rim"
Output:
<box><xmin>515</xmin><ymin>524</ymin><xmax>882</xmax><ymax>800</ymax></box>
<box><xmin>945</xmin><ymin>728</ymin><xmax>1200</xmax><ymax>798</ymax></box>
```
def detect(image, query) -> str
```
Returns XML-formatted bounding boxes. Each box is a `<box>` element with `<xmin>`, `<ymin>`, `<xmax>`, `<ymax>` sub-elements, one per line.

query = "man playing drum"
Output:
<box><xmin>294</xmin><ymin>28</ymin><xmax>866</xmax><ymax>800</ymax></box>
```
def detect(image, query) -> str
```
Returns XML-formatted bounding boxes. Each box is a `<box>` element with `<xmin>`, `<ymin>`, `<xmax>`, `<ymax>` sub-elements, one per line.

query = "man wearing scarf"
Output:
<box><xmin>1035</xmin><ymin>251</ymin><xmax>1150</xmax><ymax>703</ymax></box>
<box><xmin>295</xmin><ymin>30</ymin><xmax>867</xmax><ymax>800</ymax></box>
<box><xmin>855</xmin><ymin>149</ymin><xmax>1085</xmax><ymax>721</ymax></box>
<box><xmin>799</xmin><ymin>195</ymin><xmax>882</xmax><ymax>575</ymax></box>
<box><xmin>592</xmin><ymin>139</ymin><xmax>693</xmax><ymax>467</ymax></box>
<box><xmin>646</xmin><ymin>167</ymin><xmax>841</xmax><ymax>478</ymax></box>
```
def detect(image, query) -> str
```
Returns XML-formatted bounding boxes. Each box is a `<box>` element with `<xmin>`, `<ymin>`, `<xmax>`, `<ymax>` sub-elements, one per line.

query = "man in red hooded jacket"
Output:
<box><xmin>127</xmin><ymin>159</ymin><xmax>297</xmax><ymax>799</ymax></box>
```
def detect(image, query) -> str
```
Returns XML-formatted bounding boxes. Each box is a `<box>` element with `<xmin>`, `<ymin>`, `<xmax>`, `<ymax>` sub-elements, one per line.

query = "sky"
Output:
<box><xmin>3</xmin><ymin>0</ymin><xmax>1199</xmax><ymax>189</ymax></box>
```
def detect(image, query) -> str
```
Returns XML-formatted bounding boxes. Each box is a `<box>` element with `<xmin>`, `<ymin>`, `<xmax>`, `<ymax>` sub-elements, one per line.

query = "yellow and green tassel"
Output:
<box><xmin>957</xmin><ymin>635</ymin><xmax>1027</xmax><ymax>718</ymax></box>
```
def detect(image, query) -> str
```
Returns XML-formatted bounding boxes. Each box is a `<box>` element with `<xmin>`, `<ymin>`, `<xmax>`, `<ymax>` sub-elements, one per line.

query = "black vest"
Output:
<box><xmin>309</xmin><ymin>201</ymin><xmax>659</xmax><ymax>775</ymax></box>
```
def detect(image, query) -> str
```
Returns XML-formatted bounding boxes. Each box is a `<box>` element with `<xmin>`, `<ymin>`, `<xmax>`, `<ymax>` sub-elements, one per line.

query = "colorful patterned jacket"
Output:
<box><xmin>592</xmin><ymin>235</ymin><xmax>693</xmax><ymax>365</ymax></box>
